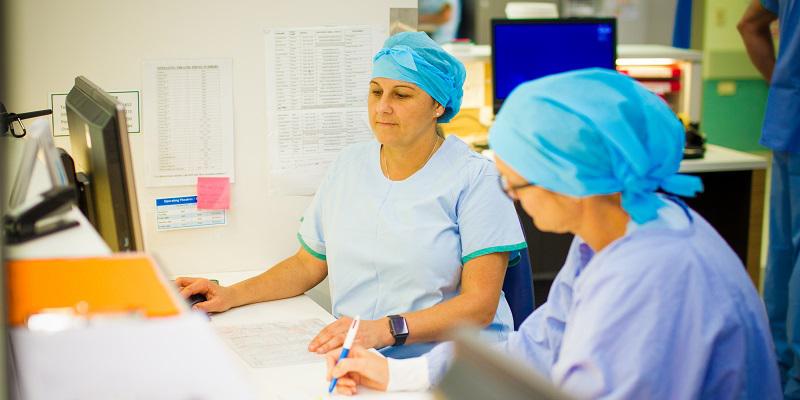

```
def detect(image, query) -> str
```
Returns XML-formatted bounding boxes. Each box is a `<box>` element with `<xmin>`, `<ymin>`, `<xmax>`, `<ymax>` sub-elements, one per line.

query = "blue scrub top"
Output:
<box><xmin>431</xmin><ymin>0</ymin><xmax>461</xmax><ymax>44</ymax></box>
<box><xmin>299</xmin><ymin>136</ymin><xmax>527</xmax><ymax>358</ymax></box>
<box><xmin>760</xmin><ymin>0</ymin><xmax>800</xmax><ymax>153</ymax></box>
<box><xmin>426</xmin><ymin>197</ymin><xmax>782</xmax><ymax>398</ymax></box>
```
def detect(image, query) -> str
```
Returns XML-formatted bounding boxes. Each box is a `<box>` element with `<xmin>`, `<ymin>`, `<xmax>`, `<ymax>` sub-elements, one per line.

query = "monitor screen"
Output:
<box><xmin>65</xmin><ymin>76</ymin><xmax>143</xmax><ymax>251</ymax></box>
<box><xmin>492</xmin><ymin>18</ymin><xmax>617</xmax><ymax>113</ymax></box>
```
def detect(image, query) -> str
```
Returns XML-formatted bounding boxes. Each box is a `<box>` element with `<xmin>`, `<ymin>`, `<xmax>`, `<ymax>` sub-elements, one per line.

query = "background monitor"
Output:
<box><xmin>492</xmin><ymin>18</ymin><xmax>617</xmax><ymax>113</ymax></box>
<box><xmin>65</xmin><ymin>76</ymin><xmax>143</xmax><ymax>251</ymax></box>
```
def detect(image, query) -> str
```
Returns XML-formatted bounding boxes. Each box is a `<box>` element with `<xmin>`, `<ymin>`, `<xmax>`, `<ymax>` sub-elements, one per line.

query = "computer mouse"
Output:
<box><xmin>188</xmin><ymin>293</ymin><xmax>208</xmax><ymax>307</ymax></box>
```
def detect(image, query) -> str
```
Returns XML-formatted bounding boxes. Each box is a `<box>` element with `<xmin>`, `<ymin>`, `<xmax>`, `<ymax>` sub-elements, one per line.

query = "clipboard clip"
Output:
<box><xmin>4</xmin><ymin>187</ymin><xmax>79</xmax><ymax>245</ymax></box>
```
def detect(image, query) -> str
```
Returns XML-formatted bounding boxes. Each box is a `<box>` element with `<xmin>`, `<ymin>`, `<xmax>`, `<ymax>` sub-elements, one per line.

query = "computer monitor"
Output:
<box><xmin>435</xmin><ymin>328</ymin><xmax>575</xmax><ymax>400</ymax></box>
<box><xmin>491</xmin><ymin>18</ymin><xmax>617</xmax><ymax>114</ymax></box>
<box><xmin>65</xmin><ymin>76</ymin><xmax>143</xmax><ymax>251</ymax></box>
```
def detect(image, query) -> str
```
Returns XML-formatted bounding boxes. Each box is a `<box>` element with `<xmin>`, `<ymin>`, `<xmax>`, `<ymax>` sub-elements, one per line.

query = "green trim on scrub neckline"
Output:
<box><xmin>297</xmin><ymin>233</ymin><xmax>327</xmax><ymax>261</ymax></box>
<box><xmin>462</xmin><ymin>242</ymin><xmax>528</xmax><ymax>265</ymax></box>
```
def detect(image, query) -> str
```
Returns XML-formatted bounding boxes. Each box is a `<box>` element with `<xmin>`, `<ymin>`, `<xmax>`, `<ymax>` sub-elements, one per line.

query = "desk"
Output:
<box><xmin>200</xmin><ymin>270</ymin><xmax>433</xmax><ymax>400</ymax></box>
<box><xmin>5</xmin><ymin>207</ymin><xmax>111</xmax><ymax>260</ymax></box>
<box><xmin>6</xmin><ymin>218</ymin><xmax>259</xmax><ymax>399</ymax></box>
<box><xmin>7</xmin><ymin>219</ymin><xmax>431</xmax><ymax>399</ymax></box>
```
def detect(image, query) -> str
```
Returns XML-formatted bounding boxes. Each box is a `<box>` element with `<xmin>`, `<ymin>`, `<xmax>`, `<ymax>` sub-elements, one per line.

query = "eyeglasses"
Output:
<box><xmin>498</xmin><ymin>175</ymin><xmax>535</xmax><ymax>200</ymax></box>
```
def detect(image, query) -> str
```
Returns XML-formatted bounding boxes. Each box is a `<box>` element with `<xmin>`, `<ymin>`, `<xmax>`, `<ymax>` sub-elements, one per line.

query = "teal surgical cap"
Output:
<box><xmin>489</xmin><ymin>68</ymin><xmax>703</xmax><ymax>224</ymax></box>
<box><xmin>372</xmin><ymin>31</ymin><xmax>466</xmax><ymax>123</ymax></box>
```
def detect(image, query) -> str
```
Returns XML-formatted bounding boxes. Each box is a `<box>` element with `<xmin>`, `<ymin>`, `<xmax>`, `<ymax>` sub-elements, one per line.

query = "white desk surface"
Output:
<box><xmin>192</xmin><ymin>270</ymin><xmax>434</xmax><ymax>400</ymax></box>
<box><xmin>5</xmin><ymin>206</ymin><xmax>111</xmax><ymax>260</ymax></box>
<box><xmin>679</xmin><ymin>144</ymin><xmax>767</xmax><ymax>174</ymax></box>
<box><xmin>482</xmin><ymin>144</ymin><xmax>767</xmax><ymax>174</ymax></box>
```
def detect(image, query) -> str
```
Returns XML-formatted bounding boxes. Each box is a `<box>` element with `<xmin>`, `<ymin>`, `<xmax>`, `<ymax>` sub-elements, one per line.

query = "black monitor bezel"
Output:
<box><xmin>65</xmin><ymin>76</ymin><xmax>143</xmax><ymax>252</ymax></box>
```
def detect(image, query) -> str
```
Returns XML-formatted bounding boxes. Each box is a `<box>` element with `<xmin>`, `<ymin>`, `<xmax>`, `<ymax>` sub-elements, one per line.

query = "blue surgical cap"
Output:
<box><xmin>489</xmin><ymin>68</ymin><xmax>703</xmax><ymax>224</ymax></box>
<box><xmin>372</xmin><ymin>31</ymin><xmax>466</xmax><ymax>123</ymax></box>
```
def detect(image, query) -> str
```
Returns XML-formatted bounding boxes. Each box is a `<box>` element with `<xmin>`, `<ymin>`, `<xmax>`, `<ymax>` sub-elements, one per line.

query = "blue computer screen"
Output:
<box><xmin>493</xmin><ymin>20</ymin><xmax>616</xmax><ymax>104</ymax></box>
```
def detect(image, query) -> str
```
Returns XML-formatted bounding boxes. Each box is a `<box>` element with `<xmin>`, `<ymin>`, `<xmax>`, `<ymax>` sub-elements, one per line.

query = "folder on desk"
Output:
<box><xmin>7</xmin><ymin>253</ymin><xmax>182</xmax><ymax>326</ymax></box>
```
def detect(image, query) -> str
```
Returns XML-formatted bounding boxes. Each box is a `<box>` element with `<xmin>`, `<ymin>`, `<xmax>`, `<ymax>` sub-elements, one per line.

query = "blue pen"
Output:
<box><xmin>328</xmin><ymin>316</ymin><xmax>361</xmax><ymax>394</ymax></box>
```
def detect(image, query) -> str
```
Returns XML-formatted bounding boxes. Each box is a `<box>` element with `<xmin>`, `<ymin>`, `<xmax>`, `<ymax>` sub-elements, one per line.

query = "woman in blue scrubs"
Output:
<box><xmin>325</xmin><ymin>69</ymin><xmax>782</xmax><ymax>398</ymax></box>
<box><xmin>177</xmin><ymin>32</ymin><xmax>526</xmax><ymax>359</ymax></box>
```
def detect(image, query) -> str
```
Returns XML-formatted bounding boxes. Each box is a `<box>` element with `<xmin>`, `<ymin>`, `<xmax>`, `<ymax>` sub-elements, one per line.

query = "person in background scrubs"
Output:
<box><xmin>419</xmin><ymin>0</ymin><xmax>461</xmax><ymax>44</ymax></box>
<box><xmin>739</xmin><ymin>1</ymin><xmax>800</xmax><ymax>397</ymax></box>
<box><xmin>325</xmin><ymin>69</ymin><xmax>782</xmax><ymax>399</ymax></box>
<box><xmin>177</xmin><ymin>32</ymin><xmax>526</xmax><ymax>359</ymax></box>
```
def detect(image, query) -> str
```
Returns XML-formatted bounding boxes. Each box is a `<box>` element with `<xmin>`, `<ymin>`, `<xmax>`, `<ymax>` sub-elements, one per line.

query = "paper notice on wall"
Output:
<box><xmin>196</xmin><ymin>176</ymin><xmax>230</xmax><ymax>210</ymax></box>
<box><xmin>142</xmin><ymin>59</ymin><xmax>235</xmax><ymax>187</ymax></box>
<box><xmin>155</xmin><ymin>196</ymin><xmax>226</xmax><ymax>231</ymax></box>
<box><xmin>50</xmin><ymin>91</ymin><xmax>141</xmax><ymax>137</ymax></box>
<box><xmin>264</xmin><ymin>26</ymin><xmax>387</xmax><ymax>195</ymax></box>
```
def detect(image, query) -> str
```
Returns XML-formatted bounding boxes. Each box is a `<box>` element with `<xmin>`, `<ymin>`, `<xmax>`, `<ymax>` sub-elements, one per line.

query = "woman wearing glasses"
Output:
<box><xmin>325</xmin><ymin>69</ymin><xmax>781</xmax><ymax>398</ymax></box>
<box><xmin>176</xmin><ymin>32</ymin><xmax>526</xmax><ymax>359</ymax></box>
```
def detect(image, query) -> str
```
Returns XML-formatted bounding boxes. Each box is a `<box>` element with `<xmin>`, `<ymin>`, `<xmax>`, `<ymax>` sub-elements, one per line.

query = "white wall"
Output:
<box><xmin>5</xmin><ymin>0</ymin><xmax>391</xmax><ymax>277</ymax></box>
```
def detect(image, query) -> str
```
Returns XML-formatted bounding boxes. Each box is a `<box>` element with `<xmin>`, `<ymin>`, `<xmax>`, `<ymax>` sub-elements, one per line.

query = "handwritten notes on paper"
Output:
<box><xmin>197</xmin><ymin>177</ymin><xmax>230</xmax><ymax>210</ymax></box>
<box><xmin>264</xmin><ymin>26</ymin><xmax>386</xmax><ymax>195</ymax></box>
<box><xmin>215</xmin><ymin>319</ymin><xmax>327</xmax><ymax>368</ymax></box>
<box><xmin>143</xmin><ymin>59</ymin><xmax>235</xmax><ymax>187</ymax></box>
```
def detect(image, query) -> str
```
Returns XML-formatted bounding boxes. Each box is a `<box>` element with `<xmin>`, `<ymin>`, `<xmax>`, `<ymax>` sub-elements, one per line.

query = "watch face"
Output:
<box><xmin>390</xmin><ymin>316</ymin><xmax>408</xmax><ymax>335</ymax></box>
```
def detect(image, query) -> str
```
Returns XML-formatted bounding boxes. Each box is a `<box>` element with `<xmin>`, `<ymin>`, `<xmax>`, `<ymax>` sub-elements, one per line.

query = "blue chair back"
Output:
<box><xmin>503</xmin><ymin>247</ymin><xmax>534</xmax><ymax>330</ymax></box>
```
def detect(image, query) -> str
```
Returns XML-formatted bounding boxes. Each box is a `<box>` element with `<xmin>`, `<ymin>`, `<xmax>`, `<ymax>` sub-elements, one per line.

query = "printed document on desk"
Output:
<box><xmin>216</xmin><ymin>318</ymin><xmax>327</xmax><ymax>368</ymax></box>
<box><xmin>264</xmin><ymin>25</ymin><xmax>387</xmax><ymax>195</ymax></box>
<box><xmin>216</xmin><ymin>319</ymin><xmax>433</xmax><ymax>399</ymax></box>
<box><xmin>143</xmin><ymin>58</ymin><xmax>235</xmax><ymax>187</ymax></box>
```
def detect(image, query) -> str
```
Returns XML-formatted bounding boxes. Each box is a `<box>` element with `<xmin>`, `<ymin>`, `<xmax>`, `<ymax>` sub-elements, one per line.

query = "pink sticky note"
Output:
<box><xmin>196</xmin><ymin>177</ymin><xmax>230</xmax><ymax>210</ymax></box>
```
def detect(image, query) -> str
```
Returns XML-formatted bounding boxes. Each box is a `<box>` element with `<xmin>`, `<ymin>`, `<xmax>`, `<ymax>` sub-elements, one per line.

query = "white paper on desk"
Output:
<box><xmin>142</xmin><ymin>58</ymin><xmax>235</xmax><ymax>187</ymax></box>
<box><xmin>264</xmin><ymin>361</ymin><xmax>434</xmax><ymax>400</ymax></box>
<box><xmin>10</xmin><ymin>313</ymin><xmax>257</xmax><ymax>400</ymax></box>
<box><xmin>264</xmin><ymin>25</ymin><xmax>387</xmax><ymax>196</ymax></box>
<box><xmin>216</xmin><ymin>318</ymin><xmax>328</xmax><ymax>368</ymax></box>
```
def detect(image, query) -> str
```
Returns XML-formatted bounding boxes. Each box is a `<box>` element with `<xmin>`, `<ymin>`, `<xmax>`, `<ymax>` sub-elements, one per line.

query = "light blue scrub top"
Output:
<box><xmin>426</xmin><ymin>197</ymin><xmax>782</xmax><ymax>398</ymax></box>
<box><xmin>760</xmin><ymin>0</ymin><xmax>800</xmax><ymax>153</ymax></box>
<box><xmin>298</xmin><ymin>136</ymin><xmax>527</xmax><ymax>358</ymax></box>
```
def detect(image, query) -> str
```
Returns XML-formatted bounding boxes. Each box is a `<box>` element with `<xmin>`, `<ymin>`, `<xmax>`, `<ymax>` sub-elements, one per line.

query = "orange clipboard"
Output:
<box><xmin>7</xmin><ymin>253</ymin><xmax>182</xmax><ymax>326</ymax></box>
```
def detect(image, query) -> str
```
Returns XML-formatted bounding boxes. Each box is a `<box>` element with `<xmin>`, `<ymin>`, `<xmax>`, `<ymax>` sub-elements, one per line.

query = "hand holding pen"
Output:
<box><xmin>325</xmin><ymin>317</ymin><xmax>392</xmax><ymax>395</ymax></box>
<box><xmin>328</xmin><ymin>316</ymin><xmax>361</xmax><ymax>393</ymax></box>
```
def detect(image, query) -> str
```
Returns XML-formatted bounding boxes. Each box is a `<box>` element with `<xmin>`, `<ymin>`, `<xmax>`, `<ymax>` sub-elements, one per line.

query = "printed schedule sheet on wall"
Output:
<box><xmin>142</xmin><ymin>59</ymin><xmax>236</xmax><ymax>187</ymax></box>
<box><xmin>155</xmin><ymin>196</ymin><xmax>226</xmax><ymax>231</ymax></box>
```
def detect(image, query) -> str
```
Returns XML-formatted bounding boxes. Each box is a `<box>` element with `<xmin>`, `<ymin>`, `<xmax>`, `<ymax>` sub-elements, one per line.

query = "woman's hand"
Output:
<box><xmin>326</xmin><ymin>345</ymin><xmax>390</xmax><ymax>395</ymax></box>
<box><xmin>309</xmin><ymin>316</ymin><xmax>393</xmax><ymax>354</ymax></box>
<box><xmin>174</xmin><ymin>277</ymin><xmax>237</xmax><ymax>313</ymax></box>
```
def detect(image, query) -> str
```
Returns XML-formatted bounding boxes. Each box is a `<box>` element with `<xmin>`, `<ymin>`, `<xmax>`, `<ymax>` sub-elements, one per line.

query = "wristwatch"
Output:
<box><xmin>388</xmin><ymin>314</ymin><xmax>409</xmax><ymax>346</ymax></box>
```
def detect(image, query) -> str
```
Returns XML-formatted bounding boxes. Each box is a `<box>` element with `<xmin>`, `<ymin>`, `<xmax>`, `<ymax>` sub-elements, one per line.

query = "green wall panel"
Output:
<box><xmin>705</xmin><ymin>49</ymin><xmax>764</xmax><ymax>79</ymax></box>
<box><xmin>702</xmin><ymin>79</ymin><xmax>769</xmax><ymax>151</ymax></box>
